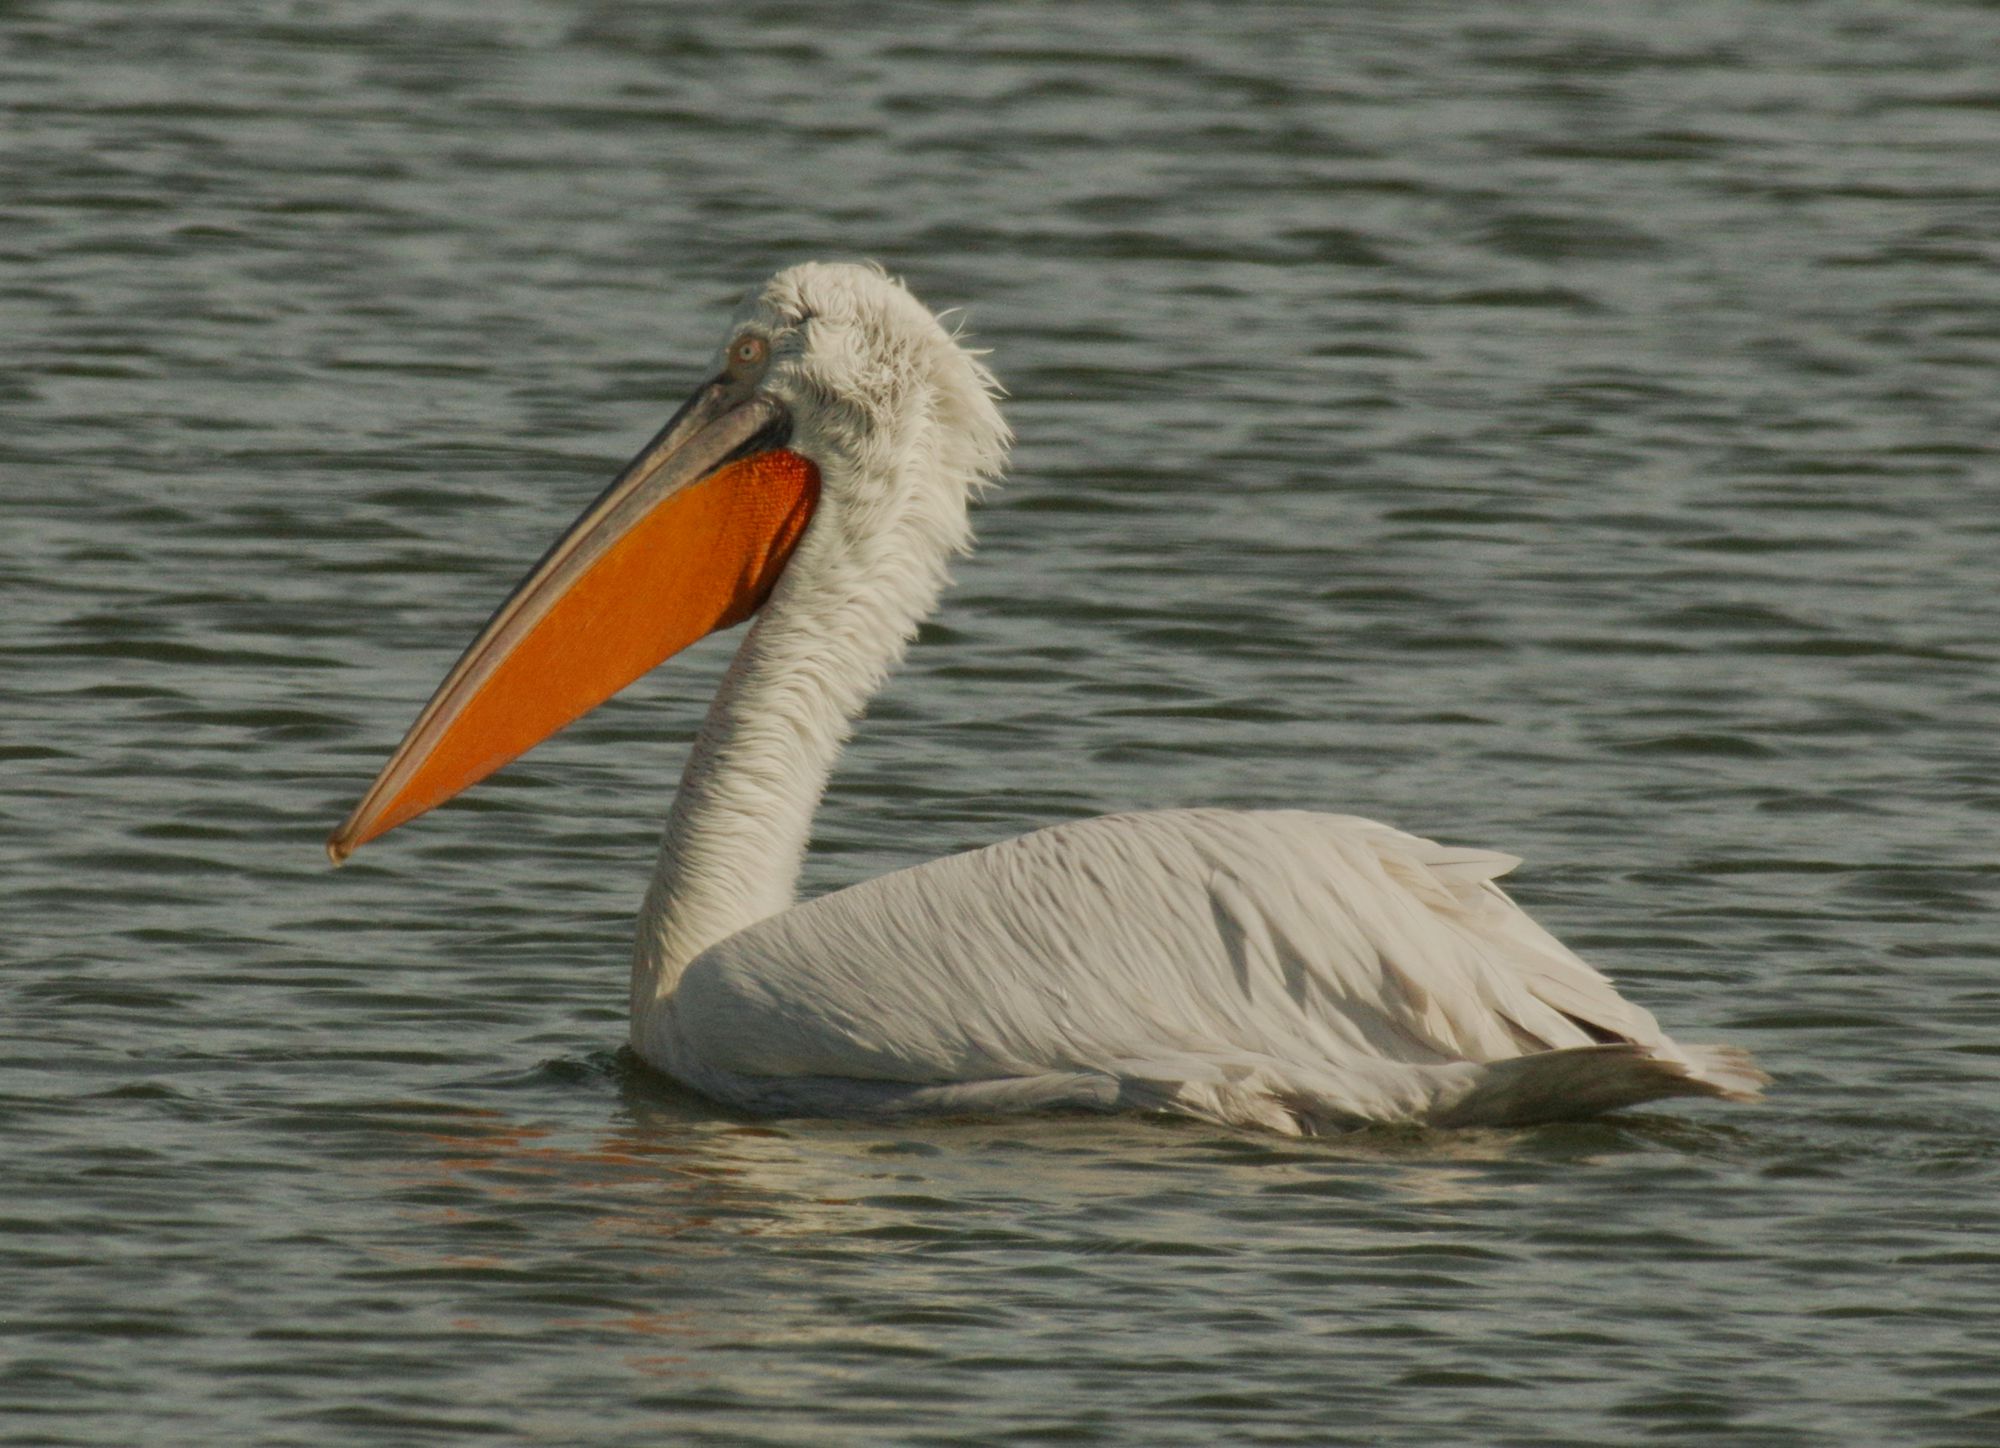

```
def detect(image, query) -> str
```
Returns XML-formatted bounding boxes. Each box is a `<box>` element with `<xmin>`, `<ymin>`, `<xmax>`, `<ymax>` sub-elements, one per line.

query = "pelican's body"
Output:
<box><xmin>332</xmin><ymin>262</ymin><xmax>1765</xmax><ymax>1133</ymax></box>
<box><xmin>652</xmin><ymin>809</ymin><xmax>1761</xmax><ymax>1130</ymax></box>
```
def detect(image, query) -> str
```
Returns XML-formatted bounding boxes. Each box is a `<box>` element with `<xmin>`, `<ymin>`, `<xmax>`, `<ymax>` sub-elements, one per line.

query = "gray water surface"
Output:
<box><xmin>6</xmin><ymin>2</ymin><xmax>2000</xmax><ymax>1445</ymax></box>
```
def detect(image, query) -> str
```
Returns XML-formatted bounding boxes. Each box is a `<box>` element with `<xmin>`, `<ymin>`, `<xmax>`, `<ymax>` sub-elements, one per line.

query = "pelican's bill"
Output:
<box><xmin>327</xmin><ymin>388</ymin><xmax>818</xmax><ymax>862</ymax></box>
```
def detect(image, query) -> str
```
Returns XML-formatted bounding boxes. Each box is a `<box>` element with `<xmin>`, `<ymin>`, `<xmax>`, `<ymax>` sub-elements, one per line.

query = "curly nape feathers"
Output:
<box><xmin>634</xmin><ymin>264</ymin><xmax>1011</xmax><ymax>1007</ymax></box>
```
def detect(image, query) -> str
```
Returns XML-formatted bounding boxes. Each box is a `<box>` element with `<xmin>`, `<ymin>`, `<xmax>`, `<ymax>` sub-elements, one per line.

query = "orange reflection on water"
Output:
<box><xmin>359</xmin><ymin>1097</ymin><xmax>892</xmax><ymax>1377</ymax></box>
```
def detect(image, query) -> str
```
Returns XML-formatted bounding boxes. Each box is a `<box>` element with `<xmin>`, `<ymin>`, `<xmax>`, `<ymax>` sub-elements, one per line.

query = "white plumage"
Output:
<box><xmin>653</xmin><ymin>809</ymin><xmax>1763</xmax><ymax>1131</ymax></box>
<box><xmin>337</xmin><ymin>260</ymin><xmax>1766</xmax><ymax>1133</ymax></box>
<box><xmin>619</xmin><ymin>262</ymin><xmax>1765</xmax><ymax>1132</ymax></box>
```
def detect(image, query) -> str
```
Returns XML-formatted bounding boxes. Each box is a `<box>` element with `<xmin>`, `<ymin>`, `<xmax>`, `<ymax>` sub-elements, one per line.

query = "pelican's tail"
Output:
<box><xmin>1434</xmin><ymin>1042</ymin><xmax>1769</xmax><ymax>1129</ymax></box>
<box><xmin>1674</xmin><ymin>1043</ymin><xmax>1771</xmax><ymax>1102</ymax></box>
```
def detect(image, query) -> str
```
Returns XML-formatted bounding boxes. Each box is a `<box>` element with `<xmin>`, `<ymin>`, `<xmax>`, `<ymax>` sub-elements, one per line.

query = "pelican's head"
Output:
<box><xmin>327</xmin><ymin>262</ymin><xmax>1008</xmax><ymax>862</ymax></box>
<box><xmin>727</xmin><ymin>261</ymin><xmax>1008</xmax><ymax>515</ymax></box>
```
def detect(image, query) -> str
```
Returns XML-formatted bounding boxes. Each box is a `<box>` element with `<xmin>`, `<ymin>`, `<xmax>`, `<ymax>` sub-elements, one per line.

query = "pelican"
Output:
<box><xmin>329</xmin><ymin>261</ymin><xmax>1766</xmax><ymax>1133</ymax></box>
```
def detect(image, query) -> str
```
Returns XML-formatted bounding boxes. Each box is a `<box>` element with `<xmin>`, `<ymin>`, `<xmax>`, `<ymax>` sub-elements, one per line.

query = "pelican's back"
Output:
<box><xmin>659</xmin><ymin>810</ymin><xmax>1765</xmax><ymax>1131</ymax></box>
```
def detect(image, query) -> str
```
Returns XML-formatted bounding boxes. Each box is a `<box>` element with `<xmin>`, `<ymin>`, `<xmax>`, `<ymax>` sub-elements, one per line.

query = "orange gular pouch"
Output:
<box><xmin>331</xmin><ymin>448</ymin><xmax>820</xmax><ymax>858</ymax></box>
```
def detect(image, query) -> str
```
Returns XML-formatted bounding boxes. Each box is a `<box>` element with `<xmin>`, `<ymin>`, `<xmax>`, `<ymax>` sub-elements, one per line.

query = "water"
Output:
<box><xmin>6</xmin><ymin>1</ymin><xmax>1999</xmax><ymax>1443</ymax></box>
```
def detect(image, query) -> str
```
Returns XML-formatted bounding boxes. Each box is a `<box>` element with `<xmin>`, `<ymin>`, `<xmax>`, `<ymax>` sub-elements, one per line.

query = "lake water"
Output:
<box><xmin>6</xmin><ymin>2</ymin><xmax>1999</xmax><ymax>1444</ymax></box>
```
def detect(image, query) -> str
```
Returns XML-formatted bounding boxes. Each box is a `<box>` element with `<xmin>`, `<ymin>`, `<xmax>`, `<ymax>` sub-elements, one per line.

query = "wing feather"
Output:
<box><xmin>669</xmin><ymin>809</ymin><xmax>1718</xmax><ymax>1124</ymax></box>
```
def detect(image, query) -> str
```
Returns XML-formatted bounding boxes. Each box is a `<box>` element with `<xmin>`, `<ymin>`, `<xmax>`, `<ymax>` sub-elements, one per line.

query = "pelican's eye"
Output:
<box><xmin>726</xmin><ymin>333</ymin><xmax>769</xmax><ymax>379</ymax></box>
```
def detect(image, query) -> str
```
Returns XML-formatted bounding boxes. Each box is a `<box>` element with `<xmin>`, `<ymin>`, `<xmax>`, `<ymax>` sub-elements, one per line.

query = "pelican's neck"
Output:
<box><xmin>629</xmin><ymin>507</ymin><xmax>942</xmax><ymax>1022</ymax></box>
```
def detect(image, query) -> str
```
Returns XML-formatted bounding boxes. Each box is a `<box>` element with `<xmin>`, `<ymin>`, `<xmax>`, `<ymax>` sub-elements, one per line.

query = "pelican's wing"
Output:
<box><xmin>666</xmin><ymin>809</ymin><xmax>1760</xmax><ymax>1128</ymax></box>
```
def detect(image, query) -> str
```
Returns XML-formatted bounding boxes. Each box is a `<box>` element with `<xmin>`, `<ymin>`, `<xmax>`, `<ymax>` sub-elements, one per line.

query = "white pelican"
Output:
<box><xmin>329</xmin><ymin>261</ymin><xmax>1766</xmax><ymax>1133</ymax></box>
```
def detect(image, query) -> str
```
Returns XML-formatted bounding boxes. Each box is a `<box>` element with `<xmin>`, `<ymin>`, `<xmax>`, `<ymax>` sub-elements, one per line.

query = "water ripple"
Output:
<box><xmin>6</xmin><ymin>0</ymin><xmax>2000</xmax><ymax>1444</ymax></box>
